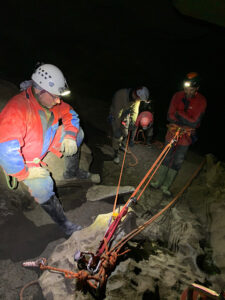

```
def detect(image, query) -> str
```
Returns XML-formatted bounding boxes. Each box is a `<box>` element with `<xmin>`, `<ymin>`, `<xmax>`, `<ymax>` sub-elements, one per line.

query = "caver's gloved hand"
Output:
<box><xmin>60</xmin><ymin>138</ymin><xmax>78</xmax><ymax>156</ymax></box>
<box><xmin>26</xmin><ymin>167</ymin><xmax>50</xmax><ymax>179</ymax></box>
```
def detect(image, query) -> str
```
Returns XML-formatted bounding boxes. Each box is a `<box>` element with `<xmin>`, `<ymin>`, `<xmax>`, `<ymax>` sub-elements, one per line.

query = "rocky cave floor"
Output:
<box><xmin>0</xmin><ymin>125</ymin><xmax>225</xmax><ymax>299</ymax></box>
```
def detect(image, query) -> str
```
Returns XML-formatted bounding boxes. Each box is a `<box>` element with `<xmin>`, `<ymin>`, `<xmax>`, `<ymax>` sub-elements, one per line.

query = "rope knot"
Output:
<box><xmin>101</xmin><ymin>253</ymin><xmax>110</xmax><ymax>269</ymax></box>
<box><xmin>101</xmin><ymin>252</ymin><xmax>117</xmax><ymax>271</ymax></box>
<box><xmin>77</xmin><ymin>270</ymin><xmax>90</xmax><ymax>282</ymax></box>
<box><xmin>109</xmin><ymin>252</ymin><xmax>118</xmax><ymax>266</ymax></box>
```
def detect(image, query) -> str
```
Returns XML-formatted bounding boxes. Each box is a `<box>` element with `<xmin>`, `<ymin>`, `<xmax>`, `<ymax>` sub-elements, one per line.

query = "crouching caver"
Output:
<box><xmin>0</xmin><ymin>63</ymin><xmax>92</xmax><ymax>236</ymax></box>
<box><xmin>150</xmin><ymin>72</ymin><xmax>207</xmax><ymax>196</ymax></box>
<box><xmin>132</xmin><ymin>111</ymin><xmax>154</xmax><ymax>146</ymax></box>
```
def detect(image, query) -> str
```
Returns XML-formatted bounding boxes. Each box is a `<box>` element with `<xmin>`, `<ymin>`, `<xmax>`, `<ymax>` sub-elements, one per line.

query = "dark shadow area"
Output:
<box><xmin>142</xmin><ymin>285</ymin><xmax>160</xmax><ymax>300</ymax></box>
<box><xmin>32</xmin><ymin>286</ymin><xmax>45</xmax><ymax>300</ymax></box>
<box><xmin>1</xmin><ymin>2</ymin><xmax>225</xmax><ymax>163</ymax></box>
<box><xmin>57</xmin><ymin>183</ymin><xmax>92</xmax><ymax>211</ymax></box>
<box><xmin>0</xmin><ymin>212</ymin><xmax>65</xmax><ymax>262</ymax></box>
<box><xmin>59</xmin><ymin>195</ymin><xmax>128</xmax><ymax>230</ymax></box>
<box><xmin>100</xmin><ymin>195</ymin><xmax>128</xmax><ymax>206</ymax></box>
<box><xmin>82</xmin><ymin>120</ymin><xmax>113</xmax><ymax>174</ymax></box>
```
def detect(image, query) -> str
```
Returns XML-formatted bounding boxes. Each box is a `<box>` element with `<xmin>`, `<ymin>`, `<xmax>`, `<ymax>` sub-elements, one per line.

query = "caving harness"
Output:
<box><xmin>167</xmin><ymin>123</ymin><xmax>196</xmax><ymax>139</ymax></box>
<box><xmin>21</xmin><ymin>126</ymin><xmax>206</xmax><ymax>298</ymax></box>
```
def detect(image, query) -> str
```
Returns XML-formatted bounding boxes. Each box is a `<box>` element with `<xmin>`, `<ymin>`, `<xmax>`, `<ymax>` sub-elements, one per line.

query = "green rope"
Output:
<box><xmin>4</xmin><ymin>173</ymin><xmax>18</xmax><ymax>190</ymax></box>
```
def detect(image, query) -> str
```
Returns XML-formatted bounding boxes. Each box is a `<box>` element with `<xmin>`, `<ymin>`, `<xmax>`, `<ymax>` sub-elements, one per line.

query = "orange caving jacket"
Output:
<box><xmin>0</xmin><ymin>87</ymin><xmax>80</xmax><ymax>181</ymax></box>
<box><xmin>166</xmin><ymin>91</ymin><xmax>207</xmax><ymax>146</ymax></box>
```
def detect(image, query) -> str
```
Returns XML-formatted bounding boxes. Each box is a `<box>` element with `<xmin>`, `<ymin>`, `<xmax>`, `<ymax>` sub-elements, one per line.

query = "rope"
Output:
<box><xmin>135</xmin><ymin>129</ymin><xmax>146</xmax><ymax>144</ymax></box>
<box><xmin>97</xmin><ymin>154</ymin><xmax>205</xmax><ymax>267</ymax></box>
<box><xmin>110</xmin><ymin>158</ymin><xmax>206</xmax><ymax>254</ymax></box>
<box><xmin>127</xmin><ymin>147</ymin><xmax>138</xmax><ymax>167</ymax></box>
<box><xmin>96</xmin><ymin>128</ymin><xmax>181</xmax><ymax>257</ymax></box>
<box><xmin>21</xmin><ymin>127</ymin><xmax>205</xmax><ymax>297</ymax></box>
<box><xmin>19</xmin><ymin>280</ymin><xmax>39</xmax><ymax>300</ymax></box>
<box><xmin>135</xmin><ymin>142</ymin><xmax>171</xmax><ymax>201</ymax></box>
<box><xmin>124</xmin><ymin>134</ymin><xmax>177</xmax><ymax>204</ymax></box>
<box><xmin>21</xmin><ymin>157</ymin><xmax>205</xmax><ymax>298</ymax></box>
<box><xmin>127</xmin><ymin>129</ymin><xmax>146</xmax><ymax>167</ymax></box>
<box><xmin>21</xmin><ymin>239</ymin><xmax>122</xmax><ymax>292</ymax></box>
<box><xmin>112</xmin><ymin>131</ymin><xmax>130</xmax><ymax>218</ymax></box>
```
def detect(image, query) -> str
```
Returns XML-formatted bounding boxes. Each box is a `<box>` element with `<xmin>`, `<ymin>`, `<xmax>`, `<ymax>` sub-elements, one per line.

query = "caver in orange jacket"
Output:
<box><xmin>166</xmin><ymin>90</ymin><xmax>207</xmax><ymax>146</ymax></box>
<box><xmin>0</xmin><ymin>87</ymin><xmax>80</xmax><ymax>181</ymax></box>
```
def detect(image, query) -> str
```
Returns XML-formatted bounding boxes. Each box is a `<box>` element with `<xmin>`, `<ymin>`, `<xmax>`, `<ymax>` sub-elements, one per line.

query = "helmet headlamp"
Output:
<box><xmin>184</xmin><ymin>81</ymin><xmax>191</xmax><ymax>88</ymax></box>
<box><xmin>59</xmin><ymin>87</ymin><xmax>71</xmax><ymax>96</ymax></box>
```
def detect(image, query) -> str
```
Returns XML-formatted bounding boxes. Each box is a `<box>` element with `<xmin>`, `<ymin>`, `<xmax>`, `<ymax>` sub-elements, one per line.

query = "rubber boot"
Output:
<box><xmin>119</xmin><ymin>139</ymin><xmax>131</xmax><ymax>154</ymax></box>
<box><xmin>41</xmin><ymin>196</ymin><xmax>82</xmax><ymax>235</ymax></box>
<box><xmin>146</xmin><ymin>136</ymin><xmax>152</xmax><ymax>147</ymax></box>
<box><xmin>160</xmin><ymin>168</ymin><xmax>177</xmax><ymax>196</ymax></box>
<box><xmin>150</xmin><ymin>165</ymin><xmax>168</xmax><ymax>189</ymax></box>
<box><xmin>63</xmin><ymin>152</ymin><xmax>90</xmax><ymax>180</ymax></box>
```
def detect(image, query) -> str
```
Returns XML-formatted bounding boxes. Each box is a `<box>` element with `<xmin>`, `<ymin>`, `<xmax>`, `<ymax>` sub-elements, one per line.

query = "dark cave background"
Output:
<box><xmin>0</xmin><ymin>1</ymin><xmax>225</xmax><ymax>161</ymax></box>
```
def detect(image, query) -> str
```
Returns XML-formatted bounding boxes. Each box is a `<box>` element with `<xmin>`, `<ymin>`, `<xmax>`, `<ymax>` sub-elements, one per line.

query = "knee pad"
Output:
<box><xmin>23</xmin><ymin>176</ymin><xmax>55</xmax><ymax>204</ymax></box>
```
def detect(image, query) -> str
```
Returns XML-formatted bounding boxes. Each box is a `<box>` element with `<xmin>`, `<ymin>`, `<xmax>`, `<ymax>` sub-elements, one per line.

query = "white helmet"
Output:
<box><xmin>136</xmin><ymin>86</ymin><xmax>149</xmax><ymax>101</ymax></box>
<box><xmin>31</xmin><ymin>64</ymin><xmax>71</xmax><ymax>96</ymax></box>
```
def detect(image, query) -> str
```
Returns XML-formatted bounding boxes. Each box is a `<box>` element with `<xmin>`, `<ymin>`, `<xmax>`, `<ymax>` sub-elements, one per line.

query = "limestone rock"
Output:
<box><xmin>39</xmin><ymin>211</ymin><xmax>116</xmax><ymax>299</ymax></box>
<box><xmin>89</xmin><ymin>173</ymin><xmax>101</xmax><ymax>184</ymax></box>
<box><xmin>205</xmin><ymin>154</ymin><xmax>225</xmax><ymax>190</ymax></box>
<box><xmin>86</xmin><ymin>185</ymin><xmax>135</xmax><ymax>201</ymax></box>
